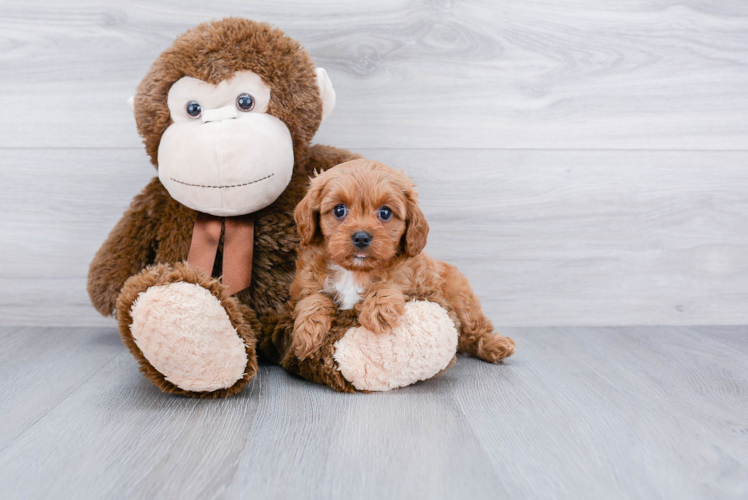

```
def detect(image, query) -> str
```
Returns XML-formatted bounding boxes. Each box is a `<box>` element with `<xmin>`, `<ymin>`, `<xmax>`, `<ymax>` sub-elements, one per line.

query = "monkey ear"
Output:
<box><xmin>404</xmin><ymin>188</ymin><xmax>430</xmax><ymax>257</ymax></box>
<box><xmin>294</xmin><ymin>177</ymin><xmax>325</xmax><ymax>246</ymax></box>
<box><xmin>315</xmin><ymin>68</ymin><xmax>336</xmax><ymax>122</ymax></box>
<box><xmin>127</xmin><ymin>96</ymin><xmax>135</xmax><ymax>117</ymax></box>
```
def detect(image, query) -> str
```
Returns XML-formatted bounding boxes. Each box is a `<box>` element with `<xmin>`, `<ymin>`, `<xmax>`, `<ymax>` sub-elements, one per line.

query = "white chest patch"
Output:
<box><xmin>324</xmin><ymin>265</ymin><xmax>364</xmax><ymax>310</ymax></box>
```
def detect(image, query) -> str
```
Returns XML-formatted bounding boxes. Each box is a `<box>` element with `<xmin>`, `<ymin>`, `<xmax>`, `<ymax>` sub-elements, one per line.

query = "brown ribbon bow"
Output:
<box><xmin>187</xmin><ymin>212</ymin><xmax>255</xmax><ymax>296</ymax></box>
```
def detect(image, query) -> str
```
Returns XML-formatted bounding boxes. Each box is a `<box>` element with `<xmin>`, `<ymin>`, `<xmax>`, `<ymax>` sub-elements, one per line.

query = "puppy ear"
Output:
<box><xmin>404</xmin><ymin>186</ymin><xmax>429</xmax><ymax>256</ymax></box>
<box><xmin>295</xmin><ymin>176</ymin><xmax>325</xmax><ymax>246</ymax></box>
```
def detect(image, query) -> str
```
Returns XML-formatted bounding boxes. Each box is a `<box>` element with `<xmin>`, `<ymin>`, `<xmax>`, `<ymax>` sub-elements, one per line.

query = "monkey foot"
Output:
<box><xmin>117</xmin><ymin>263</ymin><xmax>257</xmax><ymax>397</ymax></box>
<box><xmin>333</xmin><ymin>301</ymin><xmax>458</xmax><ymax>391</ymax></box>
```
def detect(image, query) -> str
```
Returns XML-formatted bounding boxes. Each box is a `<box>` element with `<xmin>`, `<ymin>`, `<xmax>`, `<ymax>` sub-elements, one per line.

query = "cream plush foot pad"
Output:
<box><xmin>130</xmin><ymin>282</ymin><xmax>248</xmax><ymax>392</ymax></box>
<box><xmin>333</xmin><ymin>301</ymin><xmax>458</xmax><ymax>391</ymax></box>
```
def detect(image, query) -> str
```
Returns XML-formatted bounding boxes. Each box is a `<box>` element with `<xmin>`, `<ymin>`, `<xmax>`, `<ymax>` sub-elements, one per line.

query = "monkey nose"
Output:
<box><xmin>202</xmin><ymin>105</ymin><xmax>238</xmax><ymax>123</ymax></box>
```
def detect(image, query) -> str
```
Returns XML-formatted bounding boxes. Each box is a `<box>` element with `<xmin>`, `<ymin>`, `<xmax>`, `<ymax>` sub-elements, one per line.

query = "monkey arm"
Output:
<box><xmin>87</xmin><ymin>178</ymin><xmax>164</xmax><ymax>317</ymax></box>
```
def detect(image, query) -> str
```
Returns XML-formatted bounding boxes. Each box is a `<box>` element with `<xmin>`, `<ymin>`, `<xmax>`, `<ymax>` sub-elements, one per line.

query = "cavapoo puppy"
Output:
<box><xmin>289</xmin><ymin>159</ymin><xmax>516</xmax><ymax>364</ymax></box>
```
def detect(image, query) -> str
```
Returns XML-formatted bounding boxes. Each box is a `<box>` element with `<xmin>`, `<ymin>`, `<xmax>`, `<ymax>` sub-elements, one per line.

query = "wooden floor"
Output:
<box><xmin>1</xmin><ymin>326</ymin><xmax>746</xmax><ymax>500</ymax></box>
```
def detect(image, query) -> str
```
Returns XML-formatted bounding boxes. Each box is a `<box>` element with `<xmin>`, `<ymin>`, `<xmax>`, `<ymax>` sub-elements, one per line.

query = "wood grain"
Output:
<box><xmin>2</xmin><ymin>148</ymin><xmax>747</xmax><ymax>327</ymax></box>
<box><xmin>449</xmin><ymin>326</ymin><xmax>748</xmax><ymax>499</ymax></box>
<box><xmin>0</xmin><ymin>0</ymin><xmax>746</xmax><ymax>149</ymax></box>
<box><xmin>0</xmin><ymin>326</ymin><xmax>122</xmax><ymax>450</ymax></box>
<box><xmin>693</xmin><ymin>325</ymin><xmax>748</xmax><ymax>354</ymax></box>
<box><xmin>222</xmin><ymin>368</ymin><xmax>506</xmax><ymax>499</ymax></box>
<box><xmin>0</xmin><ymin>326</ymin><xmax>745</xmax><ymax>499</ymax></box>
<box><xmin>0</xmin><ymin>342</ymin><xmax>265</xmax><ymax>499</ymax></box>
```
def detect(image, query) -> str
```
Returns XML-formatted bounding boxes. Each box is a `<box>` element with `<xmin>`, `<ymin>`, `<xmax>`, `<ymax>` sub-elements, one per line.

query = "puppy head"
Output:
<box><xmin>295</xmin><ymin>159</ymin><xmax>428</xmax><ymax>271</ymax></box>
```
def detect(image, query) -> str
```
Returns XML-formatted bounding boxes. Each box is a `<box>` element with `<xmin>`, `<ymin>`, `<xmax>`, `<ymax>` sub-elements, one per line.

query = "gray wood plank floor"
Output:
<box><xmin>1</xmin><ymin>326</ymin><xmax>746</xmax><ymax>500</ymax></box>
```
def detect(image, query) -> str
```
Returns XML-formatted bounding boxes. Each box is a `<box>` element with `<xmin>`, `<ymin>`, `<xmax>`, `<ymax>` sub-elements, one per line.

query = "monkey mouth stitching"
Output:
<box><xmin>169</xmin><ymin>173</ymin><xmax>275</xmax><ymax>189</ymax></box>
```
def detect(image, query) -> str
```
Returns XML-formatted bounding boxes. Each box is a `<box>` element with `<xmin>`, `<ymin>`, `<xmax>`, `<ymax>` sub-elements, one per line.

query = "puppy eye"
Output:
<box><xmin>236</xmin><ymin>93</ymin><xmax>255</xmax><ymax>112</ymax></box>
<box><xmin>333</xmin><ymin>204</ymin><xmax>347</xmax><ymax>219</ymax></box>
<box><xmin>379</xmin><ymin>206</ymin><xmax>393</xmax><ymax>221</ymax></box>
<box><xmin>186</xmin><ymin>101</ymin><xmax>202</xmax><ymax>119</ymax></box>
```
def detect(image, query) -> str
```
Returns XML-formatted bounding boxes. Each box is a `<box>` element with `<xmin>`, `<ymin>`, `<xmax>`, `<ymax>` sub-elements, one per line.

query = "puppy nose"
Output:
<box><xmin>352</xmin><ymin>231</ymin><xmax>372</xmax><ymax>249</ymax></box>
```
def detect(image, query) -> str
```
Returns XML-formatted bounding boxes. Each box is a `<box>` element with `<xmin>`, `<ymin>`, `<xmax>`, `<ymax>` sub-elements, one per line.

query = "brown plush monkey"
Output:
<box><xmin>88</xmin><ymin>18</ymin><xmax>459</xmax><ymax>397</ymax></box>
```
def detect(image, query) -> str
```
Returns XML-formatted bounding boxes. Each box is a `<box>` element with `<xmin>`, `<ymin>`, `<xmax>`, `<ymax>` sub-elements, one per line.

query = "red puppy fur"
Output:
<box><xmin>290</xmin><ymin>159</ymin><xmax>516</xmax><ymax>363</ymax></box>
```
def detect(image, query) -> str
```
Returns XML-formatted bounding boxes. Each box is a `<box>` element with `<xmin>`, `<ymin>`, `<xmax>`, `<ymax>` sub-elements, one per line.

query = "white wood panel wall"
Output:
<box><xmin>1</xmin><ymin>0</ymin><xmax>747</xmax><ymax>326</ymax></box>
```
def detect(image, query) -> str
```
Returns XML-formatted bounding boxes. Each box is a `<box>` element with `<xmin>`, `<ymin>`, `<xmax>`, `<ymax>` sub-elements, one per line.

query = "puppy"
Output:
<box><xmin>289</xmin><ymin>159</ymin><xmax>515</xmax><ymax>364</ymax></box>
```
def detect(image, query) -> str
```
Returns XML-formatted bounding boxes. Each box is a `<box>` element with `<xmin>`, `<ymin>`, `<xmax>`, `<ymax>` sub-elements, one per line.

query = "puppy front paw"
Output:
<box><xmin>292</xmin><ymin>317</ymin><xmax>332</xmax><ymax>360</ymax></box>
<box><xmin>358</xmin><ymin>288</ymin><xmax>406</xmax><ymax>335</ymax></box>
<box><xmin>291</xmin><ymin>294</ymin><xmax>336</xmax><ymax>360</ymax></box>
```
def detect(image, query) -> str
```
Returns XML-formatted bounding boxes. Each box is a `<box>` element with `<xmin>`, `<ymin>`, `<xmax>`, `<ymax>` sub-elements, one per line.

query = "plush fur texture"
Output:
<box><xmin>101</xmin><ymin>144</ymin><xmax>362</xmax><ymax>397</ymax></box>
<box><xmin>89</xmin><ymin>18</ymin><xmax>469</xmax><ymax>397</ymax></box>
<box><xmin>130</xmin><ymin>282</ymin><xmax>248</xmax><ymax>392</ymax></box>
<box><xmin>116</xmin><ymin>262</ymin><xmax>259</xmax><ymax>398</ymax></box>
<box><xmin>334</xmin><ymin>300</ymin><xmax>459</xmax><ymax>391</ymax></box>
<box><xmin>88</xmin><ymin>18</ymin><xmax>362</xmax><ymax>397</ymax></box>
<box><xmin>133</xmin><ymin>18</ymin><xmax>324</xmax><ymax>167</ymax></box>
<box><xmin>289</xmin><ymin>159</ymin><xmax>516</xmax><ymax>365</ymax></box>
<box><xmin>272</xmin><ymin>288</ymin><xmax>460</xmax><ymax>393</ymax></box>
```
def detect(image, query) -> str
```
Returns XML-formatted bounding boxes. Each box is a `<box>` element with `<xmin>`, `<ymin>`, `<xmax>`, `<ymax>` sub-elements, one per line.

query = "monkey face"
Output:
<box><xmin>157</xmin><ymin>71</ymin><xmax>295</xmax><ymax>216</ymax></box>
<box><xmin>132</xmin><ymin>19</ymin><xmax>337</xmax><ymax>215</ymax></box>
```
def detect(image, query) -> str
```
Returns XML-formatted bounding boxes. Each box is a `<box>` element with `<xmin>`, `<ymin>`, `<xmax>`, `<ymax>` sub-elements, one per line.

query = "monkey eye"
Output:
<box><xmin>186</xmin><ymin>101</ymin><xmax>202</xmax><ymax>119</ymax></box>
<box><xmin>236</xmin><ymin>93</ymin><xmax>255</xmax><ymax>112</ymax></box>
<box><xmin>333</xmin><ymin>204</ymin><xmax>347</xmax><ymax>220</ymax></box>
<box><xmin>379</xmin><ymin>206</ymin><xmax>393</xmax><ymax>221</ymax></box>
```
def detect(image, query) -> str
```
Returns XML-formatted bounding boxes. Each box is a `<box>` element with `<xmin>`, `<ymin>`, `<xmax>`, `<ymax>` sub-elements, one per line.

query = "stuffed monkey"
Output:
<box><xmin>88</xmin><ymin>18</ymin><xmax>459</xmax><ymax>397</ymax></box>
